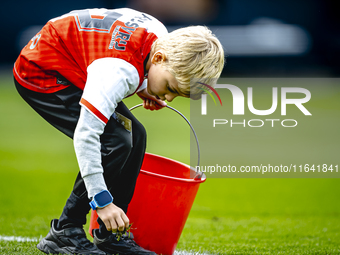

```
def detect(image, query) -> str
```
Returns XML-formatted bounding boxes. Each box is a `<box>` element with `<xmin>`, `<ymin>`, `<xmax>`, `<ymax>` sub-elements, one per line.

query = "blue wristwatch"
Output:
<box><xmin>89</xmin><ymin>190</ymin><xmax>113</xmax><ymax>210</ymax></box>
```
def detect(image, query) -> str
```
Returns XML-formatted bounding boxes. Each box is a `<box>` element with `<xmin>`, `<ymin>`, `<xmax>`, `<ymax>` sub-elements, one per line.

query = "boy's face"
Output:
<box><xmin>146</xmin><ymin>51</ymin><xmax>184</xmax><ymax>102</ymax></box>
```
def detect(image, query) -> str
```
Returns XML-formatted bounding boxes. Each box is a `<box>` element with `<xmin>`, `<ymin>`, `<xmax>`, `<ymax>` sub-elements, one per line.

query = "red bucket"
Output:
<box><xmin>89</xmin><ymin>104</ymin><xmax>205</xmax><ymax>254</ymax></box>
<box><xmin>89</xmin><ymin>152</ymin><xmax>206</xmax><ymax>254</ymax></box>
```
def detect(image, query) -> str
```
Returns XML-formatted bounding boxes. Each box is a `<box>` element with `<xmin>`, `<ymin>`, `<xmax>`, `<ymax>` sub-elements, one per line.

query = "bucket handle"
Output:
<box><xmin>129</xmin><ymin>104</ymin><xmax>203</xmax><ymax>179</ymax></box>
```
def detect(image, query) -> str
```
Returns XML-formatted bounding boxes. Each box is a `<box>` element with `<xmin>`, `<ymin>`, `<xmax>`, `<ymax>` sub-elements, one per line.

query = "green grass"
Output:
<box><xmin>0</xmin><ymin>73</ymin><xmax>340</xmax><ymax>254</ymax></box>
<box><xmin>178</xmin><ymin>179</ymin><xmax>340</xmax><ymax>254</ymax></box>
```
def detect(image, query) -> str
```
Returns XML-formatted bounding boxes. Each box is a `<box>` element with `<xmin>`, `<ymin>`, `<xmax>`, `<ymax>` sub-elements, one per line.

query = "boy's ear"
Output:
<box><xmin>151</xmin><ymin>50</ymin><xmax>167</xmax><ymax>64</ymax></box>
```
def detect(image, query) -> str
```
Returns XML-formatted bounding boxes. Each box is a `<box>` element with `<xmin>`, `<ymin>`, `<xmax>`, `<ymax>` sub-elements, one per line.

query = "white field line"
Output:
<box><xmin>0</xmin><ymin>235</ymin><xmax>209</xmax><ymax>254</ymax></box>
<box><xmin>0</xmin><ymin>235</ymin><xmax>40</xmax><ymax>242</ymax></box>
<box><xmin>174</xmin><ymin>252</ymin><xmax>209</xmax><ymax>255</ymax></box>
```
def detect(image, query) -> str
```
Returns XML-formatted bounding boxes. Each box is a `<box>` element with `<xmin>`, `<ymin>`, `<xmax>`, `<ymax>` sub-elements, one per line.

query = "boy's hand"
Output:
<box><xmin>137</xmin><ymin>88</ymin><xmax>167</xmax><ymax>111</ymax></box>
<box><xmin>96</xmin><ymin>203</ymin><xmax>130</xmax><ymax>232</ymax></box>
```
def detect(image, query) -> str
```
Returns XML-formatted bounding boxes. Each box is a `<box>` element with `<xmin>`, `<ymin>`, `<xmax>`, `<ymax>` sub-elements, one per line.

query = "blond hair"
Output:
<box><xmin>151</xmin><ymin>26</ymin><xmax>225</xmax><ymax>99</ymax></box>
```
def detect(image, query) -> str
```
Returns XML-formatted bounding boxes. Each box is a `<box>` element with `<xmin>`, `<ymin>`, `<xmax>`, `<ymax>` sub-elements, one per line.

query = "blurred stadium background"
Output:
<box><xmin>1</xmin><ymin>0</ymin><xmax>339</xmax><ymax>77</ymax></box>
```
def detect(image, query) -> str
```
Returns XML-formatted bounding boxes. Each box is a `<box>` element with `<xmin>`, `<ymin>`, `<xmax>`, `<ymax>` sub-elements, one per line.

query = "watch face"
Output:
<box><xmin>95</xmin><ymin>190</ymin><xmax>113</xmax><ymax>207</ymax></box>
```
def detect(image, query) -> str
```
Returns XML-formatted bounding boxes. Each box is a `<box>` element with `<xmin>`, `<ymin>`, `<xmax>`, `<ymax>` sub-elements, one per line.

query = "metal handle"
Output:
<box><xmin>129</xmin><ymin>104</ymin><xmax>203</xmax><ymax>179</ymax></box>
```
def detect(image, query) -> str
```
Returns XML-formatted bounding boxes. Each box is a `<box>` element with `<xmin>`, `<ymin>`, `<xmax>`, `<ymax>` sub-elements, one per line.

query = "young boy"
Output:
<box><xmin>14</xmin><ymin>8</ymin><xmax>224</xmax><ymax>255</ymax></box>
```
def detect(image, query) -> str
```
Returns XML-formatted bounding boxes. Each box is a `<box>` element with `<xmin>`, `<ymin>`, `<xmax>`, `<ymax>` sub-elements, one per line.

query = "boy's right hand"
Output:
<box><xmin>96</xmin><ymin>203</ymin><xmax>130</xmax><ymax>232</ymax></box>
<box><xmin>137</xmin><ymin>88</ymin><xmax>167</xmax><ymax>111</ymax></box>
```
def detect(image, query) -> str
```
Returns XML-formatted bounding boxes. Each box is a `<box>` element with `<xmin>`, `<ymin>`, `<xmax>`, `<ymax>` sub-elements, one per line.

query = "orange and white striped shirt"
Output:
<box><xmin>14</xmin><ymin>8</ymin><xmax>167</xmax><ymax>123</ymax></box>
<box><xmin>14</xmin><ymin>8</ymin><xmax>168</xmax><ymax>198</ymax></box>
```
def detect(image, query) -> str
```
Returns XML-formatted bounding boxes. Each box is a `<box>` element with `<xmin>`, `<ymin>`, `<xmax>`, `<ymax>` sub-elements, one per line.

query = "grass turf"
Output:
<box><xmin>0</xmin><ymin>73</ymin><xmax>339</xmax><ymax>254</ymax></box>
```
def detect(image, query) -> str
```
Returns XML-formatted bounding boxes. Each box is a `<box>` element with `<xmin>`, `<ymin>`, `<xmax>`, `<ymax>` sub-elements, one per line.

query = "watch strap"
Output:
<box><xmin>89</xmin><ymin>200</ymin><xmax>98</xmax><ymax>210</ymax></box>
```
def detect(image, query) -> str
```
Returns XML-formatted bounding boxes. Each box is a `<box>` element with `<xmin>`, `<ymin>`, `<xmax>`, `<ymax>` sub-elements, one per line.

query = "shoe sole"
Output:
<box><xmin>37</xmin><ymin>238</ymin><xmax>73</xmax><ymax>254</ymax></box>
<box><xmin>95</xmin><ymin>243</ymin><xmax>155</xmax><ymax>255</ymax></box>
<box><xmin>38</xmin><ymin>238</ymin><xmax>93</xmax><ymax>255</ymax></box>
<box><xmin>37</xmin><ymin>238</ymin><xmax>60</xmax><ymax>254</ymax></box>
<box><xmin>37</xmin><ymin>238</ymin><xmax>106</xmax><ymax>255</ymax></box>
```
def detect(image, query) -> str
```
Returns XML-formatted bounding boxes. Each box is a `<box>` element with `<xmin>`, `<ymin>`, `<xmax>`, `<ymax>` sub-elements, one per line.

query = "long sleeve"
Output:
<box><xmin>74</xmin><ymin>57</ymin><xmax>140</xmax><ymax>199</ymax></box>
<box><xmin>74</xmin><ymin>106</ymin><xmax>107</xmax><ymax>198</ymax></box>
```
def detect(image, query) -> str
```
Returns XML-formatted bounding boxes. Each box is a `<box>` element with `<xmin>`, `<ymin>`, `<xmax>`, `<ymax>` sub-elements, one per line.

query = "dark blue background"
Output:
<box><xmin>2</xmin><ymin>0</ymin><xmax>339</xmax><ymax>76</ymax></box>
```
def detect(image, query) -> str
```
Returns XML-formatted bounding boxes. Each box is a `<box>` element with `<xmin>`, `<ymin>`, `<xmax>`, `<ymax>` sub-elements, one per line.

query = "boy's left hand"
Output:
<box><xmin>137</xmin><ymin>88</ymin><xmax>167</xmax><ymax>111</ymax></box>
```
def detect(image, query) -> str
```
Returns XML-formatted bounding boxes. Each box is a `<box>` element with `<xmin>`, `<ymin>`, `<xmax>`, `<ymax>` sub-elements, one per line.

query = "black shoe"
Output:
<box><xmin>93</xmin><ymin>229</ymin><xmax>157</xmax><ymax>255</ymax></box>
<box><xmin>37</xmin><ymin>219</ymin><xmax>106</xmax><ymax>255</ymax></box>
